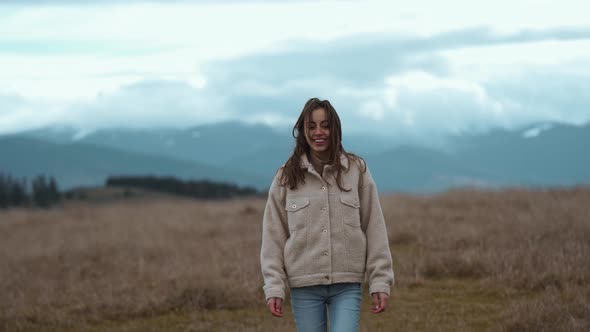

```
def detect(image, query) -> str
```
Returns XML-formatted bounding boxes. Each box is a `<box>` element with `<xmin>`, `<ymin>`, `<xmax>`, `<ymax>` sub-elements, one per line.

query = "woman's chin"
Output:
<box><xmin>311</xmin><ymin>146</ymin><xmax>330</xmax><ymax>154</ymax></box>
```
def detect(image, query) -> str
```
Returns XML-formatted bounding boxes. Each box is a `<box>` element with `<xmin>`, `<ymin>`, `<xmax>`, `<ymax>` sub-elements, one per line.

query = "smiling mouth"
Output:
<box><xmin>313</xmin><ymin>138</ymin><xmax>327</xmax><ymax>144</ymax></box>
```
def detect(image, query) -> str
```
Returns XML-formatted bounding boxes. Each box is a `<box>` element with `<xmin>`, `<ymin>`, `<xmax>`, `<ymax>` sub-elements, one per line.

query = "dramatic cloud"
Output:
<box><xmin>63</xmin><ymin>80</ymin><xmax>230</xmax><ymax>130</ymax></box>
<box><xmin>1</xmin><ymin>0</ymin><xmax>590</xmax><ymax>144</ymax></box>
<box><xmin>0</xmin><ymin>94</ymin><xmax>67</xmax><ymax>135</ymax></box>
<box><xmin>198</xmin><ymin>27</ymin><xmax>590</xmax><ymax>142</ymax></box>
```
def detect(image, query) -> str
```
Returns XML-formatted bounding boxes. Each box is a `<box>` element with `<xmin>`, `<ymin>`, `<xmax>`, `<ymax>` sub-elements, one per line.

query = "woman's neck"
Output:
<box><xmin>308</xmin><ymin>151</ymin><xmax>332</xmax><ymax>175</ymax></box>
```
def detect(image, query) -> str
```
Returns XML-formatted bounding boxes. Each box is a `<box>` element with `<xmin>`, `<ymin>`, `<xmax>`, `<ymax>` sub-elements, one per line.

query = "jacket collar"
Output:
<box><xmin>300</xmin><ymin>152</ymin><xmax>349</xmax><ymax>171</ymax></box>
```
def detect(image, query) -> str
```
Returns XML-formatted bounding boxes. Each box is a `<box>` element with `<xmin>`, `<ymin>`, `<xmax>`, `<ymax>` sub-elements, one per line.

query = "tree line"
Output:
<box><xmin>0</xmin><ymin>172</ymin><xmax>60</xmax><ymax>209</ymax></box>
<box><xmin>106</xmin><ymin>175</ymin><xmax>260</xmax><ymax>199</ymax></box>
<box><xmin>0</xmin><ymin>172</ymin><xmax>259</xmax><ymax>210</ymax></box>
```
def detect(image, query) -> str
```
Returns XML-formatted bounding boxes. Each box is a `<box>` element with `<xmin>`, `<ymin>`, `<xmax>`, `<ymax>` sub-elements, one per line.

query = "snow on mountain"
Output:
<box><xmin>522</xmin><ymin>123</ymin><xmax>553</xmax><ymax>139</ymax></box>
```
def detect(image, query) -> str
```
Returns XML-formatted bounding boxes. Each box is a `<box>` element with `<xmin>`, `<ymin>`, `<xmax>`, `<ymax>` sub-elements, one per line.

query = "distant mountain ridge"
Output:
<box><xmin>4</xmin><ymin>120</ymin><xmax>589</xmax><ymax>192</ymax></box>
<box><xmin>447</xmin><ymin>121</ymin><xmax>590</xmax><ymax>187</ymax></box>
<box><xmin>0</xmin><ymin>135</ymin><xmax>267</xmax><ymax>190</ymax></box>
<box><xmin>19</xmin><ymin>122</ymin><xmax>397</xmax><ymax>178</ymax></box>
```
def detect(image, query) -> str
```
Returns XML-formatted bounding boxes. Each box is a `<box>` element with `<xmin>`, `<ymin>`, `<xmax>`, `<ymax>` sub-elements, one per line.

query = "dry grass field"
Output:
<box><xmin>1</xmin><ymin>186</ymin><xmax>589</xmax><ymax>331</ymax></box>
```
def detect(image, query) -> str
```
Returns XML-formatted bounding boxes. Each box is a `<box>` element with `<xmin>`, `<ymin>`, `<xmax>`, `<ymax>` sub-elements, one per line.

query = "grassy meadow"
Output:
<box><xmin>1</xmin><ymin>186</ymin><xmax>589</xmax><ymax>331</ymax></box>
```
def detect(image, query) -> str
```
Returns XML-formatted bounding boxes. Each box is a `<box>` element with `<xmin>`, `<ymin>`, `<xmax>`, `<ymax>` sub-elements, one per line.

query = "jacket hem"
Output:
<box><xmin>288</xmin><ymin>271</ymin><xmax>365</xmax><ymax>288</ymax></box>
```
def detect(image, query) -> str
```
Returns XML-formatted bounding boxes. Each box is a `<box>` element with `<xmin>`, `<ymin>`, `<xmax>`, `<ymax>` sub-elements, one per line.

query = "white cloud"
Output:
<box><xmin>1</xmin><ymin>0</ymin><xmax>590</xmax><ymax>140</ymax></box>
<box><xmin>359</xmin><ymin>101</ymin><xmax>385</xmax><ymax>121</ymax></box>
<box><xmin>243</xmin><ymin>112</ymin><xmax>295</xmax><ymax>127</ymax></box>
<box><xmin>441</xmin><ymin>39</ymin><xmax>590</xmax><ymax>82</ymax></box>
<box><xmin>57</xmin><ymin>80</ymin><xmax>229</xmax><ymax>131</ymax></box>
<box><xmin>0</xmin><ymin>51</ymin><xmax>207</xmax><ymax>99</ymax></box>
<box><xmin>0</xmin><ymin>94</ymin><xmax>68</xmax><ymax>134</ymax></box>
<box><xmin>363</xmin><ymin>71</ymin><xmax>506</xmax><ymax>135</ymax></box>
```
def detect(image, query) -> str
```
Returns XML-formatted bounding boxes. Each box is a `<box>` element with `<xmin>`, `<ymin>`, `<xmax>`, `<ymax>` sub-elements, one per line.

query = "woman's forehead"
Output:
<box><xmin>307</xmin><ymin>108</ymin><xmax>328</xmax><ymax>122</ymax></box>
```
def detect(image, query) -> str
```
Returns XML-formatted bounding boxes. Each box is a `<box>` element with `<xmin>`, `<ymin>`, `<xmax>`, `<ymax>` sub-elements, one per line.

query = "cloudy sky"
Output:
<box><xmin>1</xmin><ymin>0</ymin><xmax>589</xmax><ymax>142</ymax></box>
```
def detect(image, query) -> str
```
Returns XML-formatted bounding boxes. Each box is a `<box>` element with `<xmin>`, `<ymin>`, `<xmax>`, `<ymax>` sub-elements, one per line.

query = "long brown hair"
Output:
<box><xmin>279</xmin><ymin>97</ymin><xmax>366</xmax><ymax>191</ymax></box>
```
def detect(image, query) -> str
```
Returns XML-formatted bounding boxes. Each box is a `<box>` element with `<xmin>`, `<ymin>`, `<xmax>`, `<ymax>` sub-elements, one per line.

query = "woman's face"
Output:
<box><xmin>305</xmin><ymin>107</ymin><xmax>331</xmax><ymax>156</ymax></box>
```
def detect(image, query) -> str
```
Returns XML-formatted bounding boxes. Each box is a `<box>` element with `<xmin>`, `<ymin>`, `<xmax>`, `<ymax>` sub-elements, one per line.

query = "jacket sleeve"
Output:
<box><xmin>359</xmin><ymin>163</ymin><xmax>395</xmax><ymax>297</ymax></box>
<box><xmin>260</xmin><ymin>171</ymin><xmax>289</xmax><ymax>301</ymax></box>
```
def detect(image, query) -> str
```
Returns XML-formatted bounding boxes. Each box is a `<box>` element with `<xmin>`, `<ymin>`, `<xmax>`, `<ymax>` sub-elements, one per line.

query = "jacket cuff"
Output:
<box><xmin>264</xmin><ymin>287</ymin><xmax>285</xmax><ymax>301</ymax></box>
<box><xmin>368</xmin><ymin>282</ymin><xmax>391</xmax><ymax>297</ymax></box>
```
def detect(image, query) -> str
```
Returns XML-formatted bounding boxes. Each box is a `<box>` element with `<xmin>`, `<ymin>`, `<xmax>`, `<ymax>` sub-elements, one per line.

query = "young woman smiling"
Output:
<box><xmin>260</xmin><ymin>97</ymin><xmax>394</xmax><ymax>332</ymax></box>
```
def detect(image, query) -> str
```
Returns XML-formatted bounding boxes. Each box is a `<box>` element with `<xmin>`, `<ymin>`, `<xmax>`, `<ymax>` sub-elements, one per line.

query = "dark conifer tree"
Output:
<box><xmin>32</xmin><ymin>175</ymin><xmax>51</xmax><ymax>208</ymax></box>
<box><xmin>0</xmin><ymin>173</ymin><xmax>7</xmax><ymax>208</ymax></box>
<box><xmin>48</xmin><ymin>176</ymin><xmax>60</xmax><ymax>205</ymax></box>
<box><xmin>10</xmin><ymin>178</ymin><xmax>27</xmax><ymax>207</ymax></box>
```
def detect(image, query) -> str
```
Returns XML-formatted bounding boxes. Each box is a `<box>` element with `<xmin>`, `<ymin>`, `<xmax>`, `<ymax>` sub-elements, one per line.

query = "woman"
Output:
<box><xmin>260</xmin><ymin>97</ymin><xmax>394</xmax><ymax>332</ymax></box>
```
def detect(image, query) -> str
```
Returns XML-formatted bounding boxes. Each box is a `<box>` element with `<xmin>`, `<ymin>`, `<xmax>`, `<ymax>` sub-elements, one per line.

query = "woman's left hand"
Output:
<box><xmin>370</xmin><ymin>292</ymin><xmax>389</xmax><ymax>313</ymax></box>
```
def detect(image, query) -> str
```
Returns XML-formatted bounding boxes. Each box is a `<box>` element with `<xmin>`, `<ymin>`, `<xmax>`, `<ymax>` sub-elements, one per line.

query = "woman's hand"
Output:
<box><xmin>370</xmin><ymin>292</ymin><xmax>389</xmax><ymax>313</ymax></box>
<box><xmin>266</xmin><ymin>297</ymin><xmax>284</xmax><ymax>317</ymax></box>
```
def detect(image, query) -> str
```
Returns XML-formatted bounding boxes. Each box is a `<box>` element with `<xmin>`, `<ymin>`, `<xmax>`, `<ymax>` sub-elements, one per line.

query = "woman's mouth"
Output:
<box><xmin>313</xmin><ymin>138</ymin><xmax>327</xmax><ymax>146</ymax></box>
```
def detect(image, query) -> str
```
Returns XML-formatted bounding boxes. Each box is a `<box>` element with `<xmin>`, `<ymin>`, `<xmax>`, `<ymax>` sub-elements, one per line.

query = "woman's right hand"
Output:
<box><xmin>266</xmin><ymin>297</ymin><xmax>284</xmax><ymax>317</ymax></box>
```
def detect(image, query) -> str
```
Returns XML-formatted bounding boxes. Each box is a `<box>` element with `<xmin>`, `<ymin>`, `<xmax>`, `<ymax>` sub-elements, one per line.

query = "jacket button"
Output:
<box><xmin>322</xmin><ymin>229</ymin><xmax>327</xmax><ymax>233</ymax></box>
<box><xmin>323</xmin><ymin>252</ymin><xmax>328</xmax><ymax>256</ymax></box>
<box><xmin>321</xmin><ymin>207</ymin><xmax>326</xmax><ymax>211</ymax></box>
<box><xmin>292</xmin><ymin>204</ymin><xmax>297</xmax><ymax>208</ymax></box>
<box><xmin>321</xmin><ymin>186</ymin><xmax>326</xmax><ymax>191</ymax></box>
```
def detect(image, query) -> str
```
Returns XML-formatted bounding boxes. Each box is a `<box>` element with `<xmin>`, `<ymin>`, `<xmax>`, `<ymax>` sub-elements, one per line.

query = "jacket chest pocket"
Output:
<box><xmin>340</xmin><ymin>194</ymin><xmax>361</xmax><ymax>227</ymax></box>
<box><xmin>285</xmin><ymin>197</ymin><xmax>310</xmax><ymax>232</ymax></box>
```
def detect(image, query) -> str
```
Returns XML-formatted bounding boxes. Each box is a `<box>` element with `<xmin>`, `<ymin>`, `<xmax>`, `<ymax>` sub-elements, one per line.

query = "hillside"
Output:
<box><xmin>0</xmin><ymin>135</ymin><xmax>267</xmax><ymax>190</ymax></box>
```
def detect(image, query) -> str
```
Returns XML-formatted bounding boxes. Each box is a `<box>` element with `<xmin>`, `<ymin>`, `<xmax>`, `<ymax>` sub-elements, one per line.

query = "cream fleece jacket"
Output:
<box><xmin>260</xmin><ymin>153</ymin><xmax>394</xmax><ymax>301</ymax></box>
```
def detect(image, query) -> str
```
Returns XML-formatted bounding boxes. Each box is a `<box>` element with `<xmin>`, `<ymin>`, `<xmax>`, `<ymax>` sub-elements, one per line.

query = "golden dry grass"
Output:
<box><xmin>1</xmin><ymin>186</ymin><xmax>589</xmax><ymax>331</ymax></box>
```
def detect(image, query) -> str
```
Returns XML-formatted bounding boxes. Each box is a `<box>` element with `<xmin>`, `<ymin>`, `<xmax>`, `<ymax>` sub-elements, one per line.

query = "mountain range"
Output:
<box><xmin>1</xmin><ymin>121</ymin><xmax>588</xmax><ymax>193</ymax></box>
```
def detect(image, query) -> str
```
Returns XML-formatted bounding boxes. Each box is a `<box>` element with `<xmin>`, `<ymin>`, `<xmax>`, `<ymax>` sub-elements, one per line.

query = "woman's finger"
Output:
<box><xmin>275</xmin><ymin>298</ymin><xmax>283</xmax><ymax>314</ymax></box>
<box><xmin>381</xmin><ymin>295</ymin><xmax>389</xmax><ymax>310</ymax></box>
<box><xmin>371</xmin><ymin>304</ymin><xmax>385</xmax><ymax>313</ymax></box>
<box><xmin>267</xmin><ymin>298</ymin><xmax>283</xmax><ymax>317</ymax></box>
<box><xmin>371</xmin><ymin>293</ymin><xmax>388</xmax><ymax>314</ymax></box>
<box><xmin>371</xmin><ymin>293</ymin><xmax>380</xmax><ymax>309</ymax></box>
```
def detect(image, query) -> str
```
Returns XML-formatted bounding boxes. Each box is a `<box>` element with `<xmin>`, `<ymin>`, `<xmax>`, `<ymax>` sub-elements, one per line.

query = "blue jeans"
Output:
<box><xmin>290</xmin><ymin>282</ymin><xmax>362</xmax><ymax>332</ymax></box>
